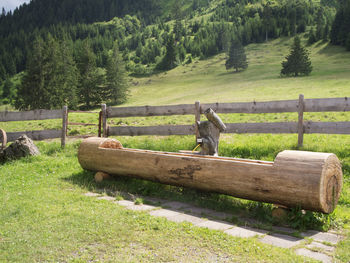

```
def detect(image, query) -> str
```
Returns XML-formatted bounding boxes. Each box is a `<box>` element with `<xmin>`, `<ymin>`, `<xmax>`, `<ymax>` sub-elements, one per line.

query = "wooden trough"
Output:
<box><xmin>78</xmin><ymin>137</ymin><xmax>343</xmax><ymax>214</ymax></box>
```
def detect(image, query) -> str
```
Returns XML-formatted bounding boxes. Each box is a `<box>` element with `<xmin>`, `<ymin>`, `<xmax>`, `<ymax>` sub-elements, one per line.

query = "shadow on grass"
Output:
<box><xmin>65</xmin><ymin>167</ymin><xmax>333</xmax><ymax>231</ymax></box>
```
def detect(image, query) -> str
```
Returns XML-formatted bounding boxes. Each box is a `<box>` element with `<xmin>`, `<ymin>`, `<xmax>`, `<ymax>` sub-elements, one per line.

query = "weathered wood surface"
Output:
<box><xmin>61</xmin><ymin>106</ymin><xmax>68</xmax><ymax>148</ymax></box>
<box><xmin>107</xmin><ymin>104</ymin><xmax>195</xmax><ymax>118</ymax></box>
<box><xmin>0</xmin><ymin>109</ymin><xmax>62</xmax><ymax>122</ymax></box>
<box><xmin>305</xmin><ymin>121</ymin><xmax>350</xmax><ymax>134</ymax></box>
<box><xmin>101</xmin><ymin>104</ymin><xmax>107</xmax><ymax>137</ymax></box>
<box><xmin>78</xmin><ymin>137</ymin><xmax>343</xmax><ymax>213</ymax></box>
<box><xmin>7</xmin><ymin>130</ymin><xmax>62</xmax><ymax>142</ymax></box>
<box><xmin>224</xmin><ymin>122</ymin><xmax>298</xmax><ymax>134</ymax></box>
<box><xmin>298</xmin><ymin>94</ymin><xmax>305</xmax><ymax>147</ymax></box>
<box><xmin>105</xmin><ymin>97</ymin><xmax>350</xmax><ymax>119</ymax></box>
<box><xmin>108</xmin><ymin>125</ymin><xmax>195</xmax><ymax>136</ymax></box>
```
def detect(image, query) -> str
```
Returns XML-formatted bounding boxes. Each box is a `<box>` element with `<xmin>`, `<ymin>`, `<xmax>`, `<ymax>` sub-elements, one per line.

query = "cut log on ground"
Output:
<box><xmin>78</xmin><ymin>137</ymin><xmax>343</xmax><ymax>214</ymax></box>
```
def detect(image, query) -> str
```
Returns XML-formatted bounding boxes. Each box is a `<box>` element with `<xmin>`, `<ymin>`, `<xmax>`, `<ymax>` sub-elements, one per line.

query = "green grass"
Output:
<box><xmin>0</xmin><ymin>141</ymin><xmax>318</xmax><ymax>262</ymax></box>
<box><xmin>1</xmin><ymin>36</ymin><xmax>350</xmax><ymax>261</ymax></box>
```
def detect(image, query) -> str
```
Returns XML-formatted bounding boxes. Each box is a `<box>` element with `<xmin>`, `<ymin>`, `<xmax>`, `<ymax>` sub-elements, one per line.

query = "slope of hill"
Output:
<box><xmin>125</xmin><ymin>36</ymin><xmax>350</xmax><ymax>106</ymax></box>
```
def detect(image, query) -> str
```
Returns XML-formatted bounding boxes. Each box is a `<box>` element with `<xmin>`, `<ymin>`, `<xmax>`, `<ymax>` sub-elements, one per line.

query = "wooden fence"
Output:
<box><xmin>0</xmin><ymin>106</ymin><xmax>68</xmax><ymax>147</ymax></box>
<box><xmin>102</xmin><ymin>95</ymin><xmax>350</xmax><ymax>147</ymax></box>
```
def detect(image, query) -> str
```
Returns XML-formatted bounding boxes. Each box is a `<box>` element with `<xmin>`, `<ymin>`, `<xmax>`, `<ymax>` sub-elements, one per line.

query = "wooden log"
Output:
<box><xmin>78</xmin><ymin>137</ymin><xmax>343</xmax><ymax>213</ymax></box>
<box><xmin>95</xmin><ymin>171</ymin><xmax>111</xmax><ymax>182</ymax></box>
<box><xmin>304</xmin><ymin>121</ymin><xmax>350</xmax><ymax>134</ymax></box>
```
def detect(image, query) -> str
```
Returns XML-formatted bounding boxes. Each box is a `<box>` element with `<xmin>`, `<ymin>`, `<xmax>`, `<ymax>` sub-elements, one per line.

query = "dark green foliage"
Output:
<box><xmin>225</xmin><ymin>39</ymin><xmax>248</xmax><ymax>72</ymax></box>
<box><xmin>75</xmin><ymin>40</ymin><xmax>105</xmax><ymax>109</ymax></box>
<box><xmin>157</xmin><ymin>35</ymin><xmax>177</xmax><ymax>70</ymax></box>
<box><xmin>308</xmin><ymin>28</ymin><xmax>317</xmax><ymax>45</ymax></box>
<box><xmin>1</xmin><ymin>78</ymin><xmax>16</xmax><ymax>104</ymax></box>
<box><xmin>330</xmin><ymin>0</ymin><xmax>350</xmax><ymax>47</ymax></box>
<box><xmin>105</xmin><ymin>41</ymin><xmax>129</xmax><ymax>105</ymax></box>
<box><xmin>281</xmin><ymin>36</ymin><xmax>312</xmax><ymax>77</ymax></box>
<box><xmin>15</xmin><ymin>35</ymin><xmax>78</xmax><ymax>110</ymax></box>
<box><xmin>346</xmin><ymin>34</ymin><xmax>350</xmax><ymax>51</ymax></box>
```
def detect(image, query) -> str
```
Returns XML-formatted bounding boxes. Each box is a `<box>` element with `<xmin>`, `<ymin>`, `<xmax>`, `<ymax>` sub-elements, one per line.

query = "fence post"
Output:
<box><xmin>195</xmin><ymin>101</ymin><xmax>201</xmax><ymax>141</ymax></box>
<box><xmin>101</xmin><ymin>104</ymin><xmax>107</xmax><ymax>137</ymax></box>
<box><xmin>61</xmin><ymin>106</ymin><xmax>68</xmax><ymax>148</ymax></box>
<box><xmin>298</xmin><ymin>94</ymin><xmax>305</xmax><ymax>148</ymax></box>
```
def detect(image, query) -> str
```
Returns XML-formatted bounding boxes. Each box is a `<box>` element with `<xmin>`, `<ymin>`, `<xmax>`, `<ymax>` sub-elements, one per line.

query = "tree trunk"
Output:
<box><xmin>78</xmin><ymin>137</ymin><xmax>343</xmax><ymax>214</ymax></box>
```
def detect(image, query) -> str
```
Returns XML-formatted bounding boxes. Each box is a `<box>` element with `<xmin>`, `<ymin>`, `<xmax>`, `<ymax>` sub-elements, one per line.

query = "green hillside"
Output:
<box><xmin>126</xmin><ymin>36</ymin><xmax>350</xmax><ymax>106</ymax></box>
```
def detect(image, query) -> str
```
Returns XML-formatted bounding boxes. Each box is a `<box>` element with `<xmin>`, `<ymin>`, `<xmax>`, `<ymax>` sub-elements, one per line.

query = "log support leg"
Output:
<box><xmin>95</xmin><ymin>171</ymin><xmax>111</xmax><ymax>183</ymax></box>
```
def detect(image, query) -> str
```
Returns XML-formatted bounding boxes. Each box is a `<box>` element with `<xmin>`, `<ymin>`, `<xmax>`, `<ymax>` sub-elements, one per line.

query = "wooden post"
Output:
<box><xmin>101</xmin><ymin>104</ymin><xmax>107</xmax><ymax>137</ymax></box>
<box><xmin>61</xmin><ymin>106</ymin><xmax>68</xmax><ymax>148</ymax></box>
<box><xmin>195</xmin><ymin>101</ymin><xmax>201</xmax><ymax>141</ymax></box>
<box><xmin>298</xmin><ymin>94</ymin><xmax>305</xmax><ymax>148</ymax></box>
<box><xmin>98</xmin><ymin>111</ymin><xmax>102</xmax><ymax>137</ymax></box>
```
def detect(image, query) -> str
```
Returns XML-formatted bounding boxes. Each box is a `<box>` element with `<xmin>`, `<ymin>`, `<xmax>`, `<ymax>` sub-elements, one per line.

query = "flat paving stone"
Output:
<box><xmin>142</xmin><ymin>197</ymin><xmax>165</xmax><ymax>205</ymax></box>
<box><xmin>126</xmin><ymin>204</ymin><xmax>156</xmax><ymax>211</ymax></box>
<box><xmin>259</xmin><ymin>233</ymin><xmax>302</xmax><ymax>248</ymax></box>
<box><xmin>225</xmin><ymin>226</ymin><xmax>267</xmax><ymax>238</ymax></box>
<box><xmin>295</xmin><ymin>248</ymin><xmax>332</xmax><ymax>263</ymax></box>
<box><xmin>301</xmin><ymin>230</ymin><xmax>341</xmax><ymax>245</ymax></box>
<box><xmin>115</xmin><ymin>200</ymin><xmax>134</xmax><ymax>207</ymax></box>
<box><xmin>306</xmin><ymin>242</ymin><xmax>335</xmax><ymax>253</ymax></box>
<box><xmin>162</xmin><ymin>201</ymin><xmax>192</xmax><ymax>210</ymax></box>
<box><xmin>196</xmin><ymin>220</ymin><xmax>235</xmax><ymax>231</ymax></box>
<box><xmin>167</xmin><ymin>213</ymin><xmax>206</xmax><ymax>225</ymax></box>
<box><xmin>205</xmin><ymin>210</ymin><xmax>231</xmax><ymax>220</ymax></box>
<box><xmin>181</xmin><ymin>206</ymin><xmax>218</xmax><ymax>217</ymax></box>
<box><xmin>149</xmin><ymin>209</ymin><xmax>181</xmax><ymax>218</ymax></box>
<box><xmin>84</xmin><ymin>192</ymin><xmax>100</xmax><ymax>197</ymax></box>
<box><xmin>97</xmin><ymin>196</ymin><xmax>115</xmax><ymax>201</ymax></box>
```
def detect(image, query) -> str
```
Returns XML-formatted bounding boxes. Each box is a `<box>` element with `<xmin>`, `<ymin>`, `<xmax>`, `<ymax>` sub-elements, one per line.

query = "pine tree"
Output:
<box><xmin>75</xmin><ymin>40</ymin><xmax>105</xmax><ymax>109</ymax></box>
<box><xmin>281</xmin><ymin>36</ymin><xmax>312</xmax><ymax>77</ymax></box>
<box><xmin>157</xmin><ymin>34</ymin><xmax>177</xmax><ymax>70</ymax></box>
<box><xmin>225</xmin><ymin>39</ymin><xmax>248</xmax><ymax>72</ymax></box>
<box><xmin>15</xmin><ymin>35</ymin><xmax>78</xmax><ymax>110</ymax></box>
<box><xmin>105</xmin><ymin>41</ymin><xmax>129</xmax><ymax>105</ymax></box>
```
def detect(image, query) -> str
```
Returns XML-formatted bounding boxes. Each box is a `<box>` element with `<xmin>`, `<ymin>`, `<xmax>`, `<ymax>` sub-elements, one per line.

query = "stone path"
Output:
<box><xmin>85</xmin><ymin>192</ymin><xmax>342</xmax><ymax>263</ymax></box>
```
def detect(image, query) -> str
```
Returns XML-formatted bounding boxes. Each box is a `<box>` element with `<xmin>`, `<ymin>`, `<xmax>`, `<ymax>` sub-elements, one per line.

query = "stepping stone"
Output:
<box><xmin>225</xmin><ymin>226</ymin><xmax>267</xmax><ymax>238</ymax></box>
<box><xmin>167</xmin><ymin>213</ymin><xmax>206</xmax><ymax>225</ymax></box>
<box><xmin>149</xmin><ymin>209</ymin><xmax>181</xmax><ymax>218</ymax></box>
<box><xmin>84</xmin><ymin>192</ymin><xmax>100</xmax><ymax>197</ymax></box>
<box><xmin>182</xmin><ymin>206</ymin><xmax>217</xmax><ymax>217</ymax></box>
<box><xmin>127</xmin><ymin>204</ymin><xmax>156</xmax><ymax>211</ymax></box>
<box><xmin>205</xmin><ymin>210</ymin><xmax>230</xmax><ymax>220</ymax></box>
<box><xmin>301</xmin><ymin>230</ymin><xmax>341</xmax><ymax>245</ymax></box>
<box><xmin>97</xmin><ymin>196</ymin><xmax>115</xmax><ymax>201</ymax></box>
<box><xmin>162</xmin><ymin>201</ymin><xmax>192</xmax><ymax>210</ymax></box>
<box><xmin>142</xmin><ymin>197</ymin><xmax>165</xmax><ymax>205</ymax></box>
<box><xmin>259</xmin><ymin>233</ymin><xmax>302</xmax><ymax>248</ymax></box>
<box><xmin>306</xmin><ymin>242</ymin><xmax>335</xmax><ymax>253</ymax></box>
<box><xmin>295</xmin><ymin>248</ymin><xmax>332</xmax><ymax>263</ymax></box>
<box><xmin>196</xmin><ymin>220</ymin><xmax>234</xmax><ymax>231</ymax></box>
<box><xmin>115</xmin><ymin>200</ymin><xmax>134</xmax><ymax>207</ymax></box>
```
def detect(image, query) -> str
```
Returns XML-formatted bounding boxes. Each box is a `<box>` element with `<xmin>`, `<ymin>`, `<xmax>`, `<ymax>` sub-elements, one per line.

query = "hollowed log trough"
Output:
<box><xmin>78</xmin><ymin>137</ymin><xmax>343</xmax><ymax>214</ymax></box>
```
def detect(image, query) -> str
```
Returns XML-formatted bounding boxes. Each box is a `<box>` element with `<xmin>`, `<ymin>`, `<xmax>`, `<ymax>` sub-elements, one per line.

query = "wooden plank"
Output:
<box><xmin>194</xmin><ymin>101</ymin><xmax>201</xmax><ymax>140</ymax></box>
<box><xmin>61</xmin><ymin>106</ymin><xmax>68</xmax><ymax>148</ymax></box>
<box><xmin>101</xmin><ymin>104</ymin><xmax>107</xmax><ymax>137</ymax></box>
<box><xmin>7</xmin><ymin>130</ymin><xmax>62</xmax><ymax>142</ymax></box>
<box><xmin>0</xmin><ymin>109</ymin><xmax>62</xmax><ymax>122</ymax></box>
<box><xmin>298</xmin><ymin>94</ymin><xmax>305</xmax><ymax>148</ymax></box>
<box><xmin>305</xmin><ymin>121</ymin><xmax>350</xmax><ymax>134</ymax></box>
<box><xmin>108</xmin><ymin>125</ymin><xmax>195</xmax><ymax>136</ymax></box>
<box><xmin>224</xmin><ymin>122</ymin><xmax>298</xmax><ymax>134</ymax></box>
<box><xmin>304</xmin><ymin>97</ymin><xmax>350</xmax><ymax>112</ymax></box>
<box><xmin>201</xmin><ymin>100</ymin><xmax>299</xmax><ymax>114</ymax></box>
<box><xmin>107</xmin><ymin>104</ymin><xmax>195</xmax><ymax>118</ymax></box>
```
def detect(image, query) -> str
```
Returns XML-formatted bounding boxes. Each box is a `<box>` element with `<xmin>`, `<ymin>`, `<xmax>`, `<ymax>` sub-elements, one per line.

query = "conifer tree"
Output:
<box><xmin>281</xmin><ymin>36</ymin><xmax>312</xmax><ymax>77</ymax></box>
<box><xmin>105</xmin><ymin>41</ymin><xmax>129</xmax><ymax>105</ymax></box>
<box><xmin>75</xmin><ymin>40</ymin><xmax>105</xmax><ymax>109</ymax></box>
<box><xmin>15</xmin><ymin>35</ymin><xmax>78</xmax><ymax>110</ymax></box>
<box><xmin>225</xmin><ymin>39</ymin><xmax>248</xmax><ymax>72</ymax></box>
<box><xmin>157</xmin><ymin>34</ymin><xmax>177</xmax><ymax>70</ymax></box>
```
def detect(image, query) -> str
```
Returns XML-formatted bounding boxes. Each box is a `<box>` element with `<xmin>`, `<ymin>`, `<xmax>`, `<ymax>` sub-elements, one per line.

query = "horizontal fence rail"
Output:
<box><xmin>103</xmin><ymin>96</ymin><xmax>350</xmax><ymax>147</ymax></box>
<box><xmin>0</xmin><ymin>109</ymin><xmax>62</xmax><ymax>122</ymax></box>
<box><xmin>0</xmin><ymin>106</ymin><xmax>67</xmax><ymax>147</ymax></box>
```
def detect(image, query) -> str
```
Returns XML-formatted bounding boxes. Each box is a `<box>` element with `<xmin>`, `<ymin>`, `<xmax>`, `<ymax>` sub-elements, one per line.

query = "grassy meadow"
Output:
<box><xmin>1</xmin><ymin>36</ymin><xmax>350</xmax><ymax>262</ymax></box>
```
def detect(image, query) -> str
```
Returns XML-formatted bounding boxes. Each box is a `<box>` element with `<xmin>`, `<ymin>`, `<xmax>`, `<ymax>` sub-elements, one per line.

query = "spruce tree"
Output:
<box><xmin>225</xmin><ymin>39</ymin><xmax>248</xmax><ymax>72</ymax></box>
<box><xmin>105</xmin><ymin>41</ymin><xmax>129</xmax><ymax>105</ymax></box>
<box><xmin>15</xmin><ymin>35</ymin><xmax>78</xmax><ymax>110</ymax></box>
<box><xmin>281</xmin><ymin>36</ymin><xmax>312</xmax><ymax>77</ymax></box>
<box><xmin>158</xmin><ymin>34</ymin><xmax>177</xmax><ymax>70</ymax></box>
<box><xmin>75</xmin><ymin>40</ymin><xmax>105</xmax><ymax>109</ymax></box>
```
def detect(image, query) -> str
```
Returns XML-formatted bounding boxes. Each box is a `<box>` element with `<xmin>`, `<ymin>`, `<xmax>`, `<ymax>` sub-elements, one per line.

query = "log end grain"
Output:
<box><xmin>95</xmin><ymin>171</ymin><xmax>111</xmax><ymax>182</ymax></box>
<box><xmin>320</xmin><ymin>154</ymin><xmax>343</xmax><ymax>213</ymax></box>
